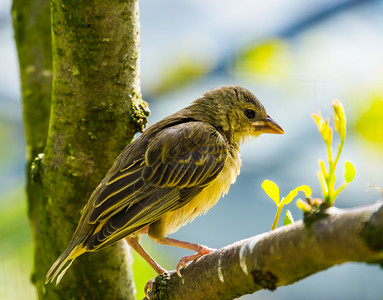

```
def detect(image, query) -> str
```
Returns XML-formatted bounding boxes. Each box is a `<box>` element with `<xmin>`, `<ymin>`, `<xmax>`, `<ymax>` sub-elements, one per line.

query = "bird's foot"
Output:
<box><xmin>144</xmin><ymin>278</ymin><xmax>155</xmax><ymax>299</ymax></box>
<box><xmin>145</xmin><ymin>271</ymin><xmax>170</xmax><ymax>299</ymax></box>
<box><xmin>176</xmin><ymin>245</ymin><xmax>216</xmax><ymax>276</ymax></box>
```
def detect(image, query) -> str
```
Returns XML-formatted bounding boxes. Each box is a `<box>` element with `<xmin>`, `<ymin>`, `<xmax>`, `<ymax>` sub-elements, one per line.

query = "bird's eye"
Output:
<box><xmin>244</xmin><ymin>109</ymin><xmax>255</xmax><ymax>119</ymax></box>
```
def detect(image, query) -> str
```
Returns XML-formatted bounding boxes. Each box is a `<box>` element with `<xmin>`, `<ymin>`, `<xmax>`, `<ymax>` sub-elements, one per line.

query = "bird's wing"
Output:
<box><xmin>84</xmin><ymin>121</ymin><xmax>228</xmax><ymax>250</ymax></box>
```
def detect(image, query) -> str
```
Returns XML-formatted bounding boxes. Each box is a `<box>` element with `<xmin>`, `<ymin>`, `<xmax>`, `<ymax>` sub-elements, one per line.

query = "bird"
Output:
<box><xmin>45</xmin><ymin>85</ymin><xmax>284</xmax><ymax>296</ymax></box>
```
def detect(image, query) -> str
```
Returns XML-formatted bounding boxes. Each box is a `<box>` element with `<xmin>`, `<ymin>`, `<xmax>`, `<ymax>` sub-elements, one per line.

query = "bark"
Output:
<box><xmin>13</xmin><ymin>0</ymin><xmax>149</xmax><ymax>299</ymax></box>
<box><xmin>148</xmin><ymin>201</ymin><xmax>383</xmax><ymax>300</ymax></box>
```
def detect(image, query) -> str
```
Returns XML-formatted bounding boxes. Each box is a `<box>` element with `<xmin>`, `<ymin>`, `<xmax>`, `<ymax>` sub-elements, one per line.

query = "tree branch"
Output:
<box><xmin>149</xmin><ymin>201</ymin><xmax>383</xmax><ymax>300</ymax></box>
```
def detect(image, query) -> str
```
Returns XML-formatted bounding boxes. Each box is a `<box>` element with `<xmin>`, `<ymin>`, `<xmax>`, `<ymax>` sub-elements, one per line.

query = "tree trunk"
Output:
<box><xmin>12</xmin><ymin>0</ymin><xmax>52</xmax><ymax>298</ymax></box>
<box><xmin>13</xmin><ymin>0</ymin><xmax>149</xmax><ymax>299</ymax></box>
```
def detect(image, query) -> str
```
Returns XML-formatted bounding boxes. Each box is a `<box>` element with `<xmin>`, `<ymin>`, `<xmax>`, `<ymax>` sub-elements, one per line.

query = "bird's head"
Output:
<box><xmin>190</xmin><ymin>85</ymin><xmax>284</xmax><ymax>145</ymax></box>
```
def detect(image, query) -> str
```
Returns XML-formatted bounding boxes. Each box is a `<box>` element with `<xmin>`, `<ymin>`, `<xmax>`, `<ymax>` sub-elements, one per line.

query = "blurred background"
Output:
<box><xmin>1</xmin><ymin>0</ymin><xmax>383</xmax><ymax>299</ymax></box>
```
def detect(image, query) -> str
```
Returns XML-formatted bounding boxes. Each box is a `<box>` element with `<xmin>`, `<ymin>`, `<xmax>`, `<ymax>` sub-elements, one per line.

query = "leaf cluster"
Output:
<box><xmin>262</xmin><ymin>180</ymin><xmax>311</xmax><ymax>230</ymax></box>
<box><xmin>312</xmin><ymin>100</ymin><xmax>355</xmax><ymax>207</ymax></box>
<box><xmin>262</xmin><ymin>100</ymin><xmax>355</xmax><ymax>229</ymax></box>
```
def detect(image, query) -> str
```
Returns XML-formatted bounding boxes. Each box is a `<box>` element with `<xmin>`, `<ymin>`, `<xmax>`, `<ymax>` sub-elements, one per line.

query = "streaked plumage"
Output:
<box><xmin>46</xmin><ymin>85</ymin><xmax>284</xmax><ymax>288</ymax></box>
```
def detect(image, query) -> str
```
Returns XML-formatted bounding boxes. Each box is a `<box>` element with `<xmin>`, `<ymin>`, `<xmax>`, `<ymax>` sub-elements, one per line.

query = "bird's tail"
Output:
<box><xmin>45</xmin><ymin>242</ymin><xmax>86</xmax><ymax>285</ymax></box>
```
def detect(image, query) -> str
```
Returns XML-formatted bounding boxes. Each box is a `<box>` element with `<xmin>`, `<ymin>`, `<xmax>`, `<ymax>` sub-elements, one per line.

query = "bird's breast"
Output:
<box><xmin>164</xmin><ymin>148</ymin><xmax>241</xmax><ymax>234</ymax></box>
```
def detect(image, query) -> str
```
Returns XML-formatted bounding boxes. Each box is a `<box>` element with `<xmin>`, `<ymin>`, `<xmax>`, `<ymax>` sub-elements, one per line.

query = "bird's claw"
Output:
<box><xmin>144</xmin><ymin>269</ymin><xmax>169</xmax><ymax>299</ymax></box>
<box><xmin>176</xmin><ymin>246</ymin><xmax>216</xmax><ymax>277</ymax></box>
<box><xmin>144</xmin><ymin>278</ymin><xmax>155</xmax><ymax>299</ymax></box>
<box><xmin>145</xmin><ymin>246</ymin><xmax>215</xmax><ymax>297</ymax></box>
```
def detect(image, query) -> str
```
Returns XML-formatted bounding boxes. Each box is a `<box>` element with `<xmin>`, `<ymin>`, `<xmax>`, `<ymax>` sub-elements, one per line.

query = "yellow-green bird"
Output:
<box><xmin>46</xmin><ymin>85</ymin><xmax>284</xmax><ymax>292</ymax></box>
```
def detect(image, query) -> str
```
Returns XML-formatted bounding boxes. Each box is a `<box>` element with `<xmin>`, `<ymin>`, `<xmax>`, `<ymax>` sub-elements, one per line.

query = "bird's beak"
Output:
<box><xmin>252</xmin><ymin>115</ymin><xmax>284</xmax><ymax>134</ymax></box>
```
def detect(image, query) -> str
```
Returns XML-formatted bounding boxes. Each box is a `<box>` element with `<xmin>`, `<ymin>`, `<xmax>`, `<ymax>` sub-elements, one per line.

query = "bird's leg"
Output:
<box><xmin>148</xmin><ymin>220</ymin><xmax>215</xmax><ymax>276</ymax></box>
<box><xmin>125</xmin><ymin>236</ymin><xmax>167</xmax><ymax>274</ymax></box>
<box><xmin>125</xmin><ymin>236</ymin><xmax>167</xmax><ymax>299</ymax></box>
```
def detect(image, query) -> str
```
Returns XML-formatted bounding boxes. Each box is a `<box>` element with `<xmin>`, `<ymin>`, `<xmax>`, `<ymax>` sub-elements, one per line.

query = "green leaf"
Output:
<box><xmin>333</xmin><ymin>99</ymin><xmax>346</xmax><ymax>141</ymax></box>
<box><xmin>283</xmin><ymin>209</ymin><xmax>294</xmax><ymax>225</ymax></box>
<box><xmin>296</xmin><ymin>199</ymin><xmax>311</xmax><ymax>212</ymax></box>
<box><xmin>284</xmin><ymin>185</ymin><xmax>312</xmax><ymax>205</ymax></box>
<box><xmin>261</xmin><ymin>180</ymin><xmax>280</xmax><ymax>206</ymax></box>
<box><xmin>319</xmin><ymin>159</ymin><xmax>327</xmax><ymax>178</ymax></box>
<box><xmin>318</xmin><ymin>170</ymin><xmax>328</xmax><ymax>198</ymax></box>
<box><xmin>344</xmin><ymin>161</ymin><xmax>355</xmax><ymax>183</ymax></box>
